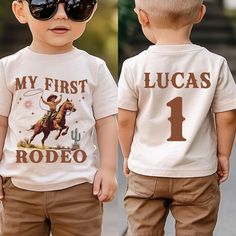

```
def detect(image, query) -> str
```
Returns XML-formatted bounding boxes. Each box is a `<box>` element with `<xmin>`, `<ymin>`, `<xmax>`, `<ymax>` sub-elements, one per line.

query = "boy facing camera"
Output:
<box><xmin>0</xmin><ymin>0</ymin><xmax>118</xmax><ymax>235</ymax></box>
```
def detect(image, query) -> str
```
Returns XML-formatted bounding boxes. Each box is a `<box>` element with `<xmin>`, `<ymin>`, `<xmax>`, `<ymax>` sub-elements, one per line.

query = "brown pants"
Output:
<box><xmin>124</xmin><ymin>171</ymin><xmax>220</xmax><ymax>236</ymax></box>
<box><xmin>1</xmin><ymin>178</ymin><xmax>102</xmax><ymax>236</ymax></box>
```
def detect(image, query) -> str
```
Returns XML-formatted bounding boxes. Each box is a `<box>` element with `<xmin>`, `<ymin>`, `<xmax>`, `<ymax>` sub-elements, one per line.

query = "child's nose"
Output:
<box><xmin>53</xmin><ymin>3</ymin><xmax>68</xmax><ymax>20</ymax></box>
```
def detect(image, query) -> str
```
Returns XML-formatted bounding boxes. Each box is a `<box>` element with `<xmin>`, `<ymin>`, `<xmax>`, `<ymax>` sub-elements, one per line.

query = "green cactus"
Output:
<box><xmin>71</xmin><ymin>128</ymin><xmax>81</xmax><ymax>145</ymax></box>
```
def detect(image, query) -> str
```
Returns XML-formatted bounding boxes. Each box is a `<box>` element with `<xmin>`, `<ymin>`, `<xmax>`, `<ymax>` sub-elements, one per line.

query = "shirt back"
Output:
<box><xmin>118</xmin><ymin>44</ymin><xmax>236</xmax><ymax>177</ymax></box>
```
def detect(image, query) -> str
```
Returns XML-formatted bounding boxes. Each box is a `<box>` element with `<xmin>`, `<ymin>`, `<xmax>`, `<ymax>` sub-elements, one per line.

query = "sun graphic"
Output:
<box><xmin>24</xmin><ymin>100</ymin><xmax>33</xmax><ymax>109</ymax></box>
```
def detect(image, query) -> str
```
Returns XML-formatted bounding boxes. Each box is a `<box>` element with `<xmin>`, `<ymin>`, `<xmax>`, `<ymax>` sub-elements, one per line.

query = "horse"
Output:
<box><xmin>29</xmin><ymin>99</ymin><xmax>76</xmax><ymax>148</ymax></box>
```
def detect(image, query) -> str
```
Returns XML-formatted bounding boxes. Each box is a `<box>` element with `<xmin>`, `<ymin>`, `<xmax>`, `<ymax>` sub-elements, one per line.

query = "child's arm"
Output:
<box><xmin>0</xmin><ymin>115</ymin><xmax>8</xmax><ymax>200</ymax></box>
<box><xmin>93</xmin><ymin>115</ymin><xmax>118</xmax><ymax>202</ymax></box>
<box><xmin>55</xmin><ymin>95</ymin><xmax>62</xmax><ymax>105</ymax></box>
<box><xmin>41</xmin><ymin>96</ymin><xmax>50</xmax><ymax>105</ymax></box>
<box><xmin>118</xmin><ymin>108</ymin><xmax>137</xmax><ymax>176</ymax></box>
<box><xmin>216</xmin><ymin>110</ymin><xmax>236</xmax><ymax>183</ymax></box>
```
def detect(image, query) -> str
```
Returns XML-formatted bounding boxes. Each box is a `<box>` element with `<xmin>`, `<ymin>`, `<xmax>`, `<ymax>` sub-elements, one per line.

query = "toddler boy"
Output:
<box><xmin>0</xmin><ymin>0</ymin><xmax>118</xmax><ymax>235</ymax></box>
<box><xmin>118</xmin><ymin>0</ymin><xmax>236</xmax><ymax>235</ymax></box>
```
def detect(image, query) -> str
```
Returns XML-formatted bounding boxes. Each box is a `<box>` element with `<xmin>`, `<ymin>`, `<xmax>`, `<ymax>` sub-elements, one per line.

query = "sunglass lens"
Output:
<box><xmin>66</xmin><ymin>0</ymin><xmax>96</xmax><ymax>21</ymax></box>
<box><xmin>29</xmin><ymin>0</ymin><xmax>57</xmax><ymax>20</ymax></box>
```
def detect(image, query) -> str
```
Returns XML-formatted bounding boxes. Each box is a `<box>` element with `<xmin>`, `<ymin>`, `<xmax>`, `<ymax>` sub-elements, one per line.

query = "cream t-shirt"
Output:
<box><xmin>118</xmin><ymin>44</ymin><xmax>236</xmax><ymax>177</ymax></box>
<box><xmin>0</xmin><ymin>47</ymin><xmax>117</xmax><ymax>191</ymax></box>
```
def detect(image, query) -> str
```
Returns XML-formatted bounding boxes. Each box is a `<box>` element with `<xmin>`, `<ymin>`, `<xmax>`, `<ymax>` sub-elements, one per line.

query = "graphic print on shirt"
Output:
<box><xmin>15</xmin><ymin>75</ymin><xmax>88</xmax><ymax>163</ymax></box>
<box><xmin>29</xmin><ymin>95</ymin><xmax>76</xmax><ymax>147</ymax></box>
<box><xmin>143</xmin><ymin>71</ymin><xmax>212</xmax><ymax>141</ymax></box>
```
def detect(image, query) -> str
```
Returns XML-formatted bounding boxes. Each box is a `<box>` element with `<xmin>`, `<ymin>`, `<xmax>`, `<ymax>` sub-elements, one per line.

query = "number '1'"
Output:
<box><xmin>167</xmin><ymin>97</ymin><xmax>186</xmax><ymax>141</ymax></box>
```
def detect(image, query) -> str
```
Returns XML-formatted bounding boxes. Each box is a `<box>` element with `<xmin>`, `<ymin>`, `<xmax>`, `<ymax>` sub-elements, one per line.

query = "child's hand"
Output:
<box><xmin>217</xmin><ymin>156</ymin><xmax>230</xmax><ymax>184</ymax></box>
<box><xmin>93</xmin><ymin>169</ymin><xmax>117</xmax><ymax>202</ymax></box>
<box><xmin>123</xmin><ymin>158</ymin><xmax>130</xmax><ymax>177</ymax></box>
<box><xmin>0</xmin><ymin>176</ymin><xmax>3</xmax><ymax>200</ymax></box>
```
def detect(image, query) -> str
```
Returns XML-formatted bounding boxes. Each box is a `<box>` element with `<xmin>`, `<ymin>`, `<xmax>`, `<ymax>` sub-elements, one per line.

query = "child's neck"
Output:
<box><xmin>152</xmin><ymin>25</ymin><xmax>192</xmax><ymax>45</ymax></box>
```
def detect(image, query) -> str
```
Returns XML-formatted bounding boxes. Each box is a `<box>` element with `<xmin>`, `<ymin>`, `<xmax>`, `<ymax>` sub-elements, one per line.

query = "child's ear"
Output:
<box><xmin>194</xmin><ymin>4</ymin><xmax>206</xmax><ymax>24</ymax></box>
<box><xmin>134</xmin><ymin>8</ymin><xmax>149</xmax><ymax>27</ymax></box>
<box><xmin>12</xmin><ymin>1</ymin><xmax>28</xmax><ymax>24</ymax></box>
<box><xmin>85</xmin><ymin>3</ymin><xmax>97</xmax><ymax>23</ymax></box>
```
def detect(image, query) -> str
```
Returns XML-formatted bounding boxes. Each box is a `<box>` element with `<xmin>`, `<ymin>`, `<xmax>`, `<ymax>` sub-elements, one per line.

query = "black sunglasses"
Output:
<box><xmin>19</xmin><ymin>0</ymin><xmax>97</xmax><ymax>21</ymax></box>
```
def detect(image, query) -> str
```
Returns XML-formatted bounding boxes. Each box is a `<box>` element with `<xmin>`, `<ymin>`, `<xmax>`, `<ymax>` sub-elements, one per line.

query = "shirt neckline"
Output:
<box><xmin>22</xmin><ymin>46</ymin><xmax>80</xmax><ymax>60</ymax></box>
<box><xmin>148</xmin><ymin>44</ymin><xmax>204</xmax><ymax>53</ymax></box>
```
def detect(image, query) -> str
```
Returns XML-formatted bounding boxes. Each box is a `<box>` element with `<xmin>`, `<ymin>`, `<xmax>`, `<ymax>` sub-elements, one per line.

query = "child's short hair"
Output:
<box><xmin>135</xmin><ymin>0</ymin><xmax>203</xmax><ymax>29</ymax></box>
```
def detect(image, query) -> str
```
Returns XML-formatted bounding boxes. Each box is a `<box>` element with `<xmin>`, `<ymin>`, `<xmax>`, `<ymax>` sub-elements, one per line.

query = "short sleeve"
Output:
<box><xmin>0</xmin><ymin>61</ymin><xmax>12</xmax><ymax>117</ymax></box>
<box><xmin>212</xmin><ymin>60</ymin><xmax>236</xmax><ymax>113</ymax></box>
<box><xmin>118</xmin><ymin>61</ymin><xmax>138</xmax><ymax>111</ymax></box>
<box><xmin>92</xmin><ymin>62</ymin><xmax>118</xmax><ymax>120</ymax></box>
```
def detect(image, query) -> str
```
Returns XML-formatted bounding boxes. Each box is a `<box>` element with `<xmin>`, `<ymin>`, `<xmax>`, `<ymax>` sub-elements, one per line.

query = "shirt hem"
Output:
<box><xmin>118</xmin><ymin>104</ymin><xmax>138</xmax><ymax>112</ymax></box>
<box><xmin>128</xmin><ymin>163</ymin><xmax>217</xmax><ymax>178</ymax></box>
<box><xmin>212</xmin><ymin>100</ymin><xmax>236</xmax><ymax>113</ymax></box>
<box><xmin>0</xmin><ymin>111</ymin><xmax>9</xmax><ymax>117</ymax></box>
<box><xmin>94</xmin><ymin>109</ymin><xmax>118</xmax><ymax>120</ymax></box>
<box><xmin>11</xmin><ymin>175</ymin><xmax>95</xmax><ymax>192</ymax></box>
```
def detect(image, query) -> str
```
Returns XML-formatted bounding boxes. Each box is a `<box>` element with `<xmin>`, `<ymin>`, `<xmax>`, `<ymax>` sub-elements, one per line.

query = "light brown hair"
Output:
<box><xmin>135</xmin><ymin>0</ymin><xmax>203</xmax><ymax>29</ymax></box>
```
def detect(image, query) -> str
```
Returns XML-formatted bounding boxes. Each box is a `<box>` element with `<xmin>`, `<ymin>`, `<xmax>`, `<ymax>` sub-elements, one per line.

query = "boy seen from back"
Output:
<box><xmin>118</xmin><ymin>0</ymin><xmax>236</xmax><ymax>235</ymax></box>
